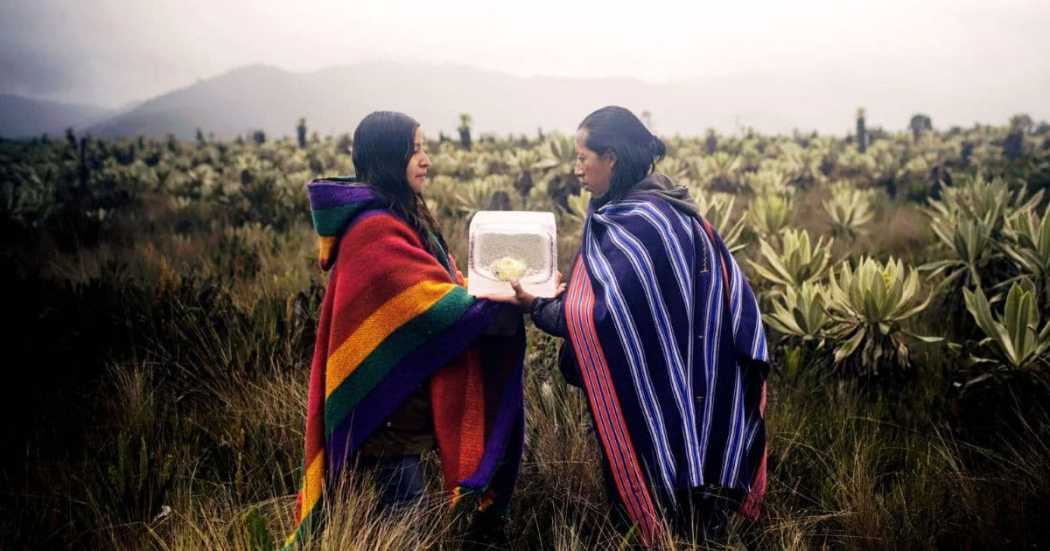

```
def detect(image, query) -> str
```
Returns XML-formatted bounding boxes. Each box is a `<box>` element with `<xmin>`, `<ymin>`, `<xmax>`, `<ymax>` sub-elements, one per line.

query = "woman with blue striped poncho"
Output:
<box><xmin>494</xmin><ymin>106</ymin><xmax>770</xmax><ymax>545</ymax></box>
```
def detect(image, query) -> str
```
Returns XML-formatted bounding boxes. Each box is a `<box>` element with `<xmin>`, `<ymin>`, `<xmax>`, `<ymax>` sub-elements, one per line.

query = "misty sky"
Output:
<box><xmin>2</xmin><ymin>0</ymin><xmax>1048</xmax><ymax>127</ymax></box>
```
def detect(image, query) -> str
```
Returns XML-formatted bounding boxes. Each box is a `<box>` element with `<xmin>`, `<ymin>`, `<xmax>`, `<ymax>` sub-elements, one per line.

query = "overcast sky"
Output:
<box><xmin>2</xmin><ymin>0</ymin><xmax>1048</xmax><ymax>123</ymax></box>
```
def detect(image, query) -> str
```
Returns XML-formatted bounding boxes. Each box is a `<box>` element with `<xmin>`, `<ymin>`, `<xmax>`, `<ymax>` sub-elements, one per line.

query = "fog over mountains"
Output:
<box><xmin>0</xmin><ymin>94</ymin><xmax>116</xmax><ymax>138</ymax></box>
<box><xmin>2</xmin><ymin>60</ymin><xmax>1046</xmax><ymax>140</ymax></box>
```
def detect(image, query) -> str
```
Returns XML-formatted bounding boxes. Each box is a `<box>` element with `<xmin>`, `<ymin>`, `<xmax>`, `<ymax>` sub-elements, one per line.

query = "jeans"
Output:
<box><xmin>359</xmin><ymin>454</ymin><xmax>427</xmax><ymax>510</ymax></box>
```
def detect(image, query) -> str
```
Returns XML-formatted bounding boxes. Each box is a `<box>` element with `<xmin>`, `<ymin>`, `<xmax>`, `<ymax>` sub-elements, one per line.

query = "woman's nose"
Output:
<box><xmin>421</xmin><ymin>153</ymin><xmax>431</xmax><ymax>167</ymax></box>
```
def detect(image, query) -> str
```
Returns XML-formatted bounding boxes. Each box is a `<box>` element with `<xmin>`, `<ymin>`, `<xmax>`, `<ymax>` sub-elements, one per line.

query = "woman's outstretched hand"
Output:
<box><xmin>551</xmin><ymin>271</ymin><xmax>567</xmax><ymax>299</ymax></box>
<box><xmin>480</xmin><ymin>271</ymin><xmax>566</xmax><ymax>310</ymax></box>
<box><xmin>479</xmin><ymin>280</ymin><xmax>535</xmax><ymax>310</ymax></box>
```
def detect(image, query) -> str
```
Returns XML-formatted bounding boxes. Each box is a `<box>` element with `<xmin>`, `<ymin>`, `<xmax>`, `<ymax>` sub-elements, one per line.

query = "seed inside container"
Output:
<box><xmin>472</xmin><ymin>231</ymin><xmax>551</xmax><ymax>283</ymax></box>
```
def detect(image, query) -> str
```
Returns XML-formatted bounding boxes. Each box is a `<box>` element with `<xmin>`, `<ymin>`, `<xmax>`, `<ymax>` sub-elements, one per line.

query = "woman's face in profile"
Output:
<box><xmin>575</xmin><ymin>129</ymin><xmax>614</xmax><ymax>197</ymax></box>
<box><xmin>406</xmin><ymin>127</ymin><xmax>430</xmax><ymax>194</ymax></box>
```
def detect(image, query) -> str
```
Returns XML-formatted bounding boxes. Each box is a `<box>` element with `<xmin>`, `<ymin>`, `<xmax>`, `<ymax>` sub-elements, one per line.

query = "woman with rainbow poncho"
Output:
<box><xmin>284</xmin><ymin>112</ymin><xmax>526</xmax><ymax>549</ymax></box>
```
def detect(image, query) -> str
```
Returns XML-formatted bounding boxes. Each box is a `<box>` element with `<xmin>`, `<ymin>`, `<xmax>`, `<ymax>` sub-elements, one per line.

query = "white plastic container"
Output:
<box><xmin>467</xmin><ymin>211</ymin><xmax>557</xmax><ymax>298</ymax></box>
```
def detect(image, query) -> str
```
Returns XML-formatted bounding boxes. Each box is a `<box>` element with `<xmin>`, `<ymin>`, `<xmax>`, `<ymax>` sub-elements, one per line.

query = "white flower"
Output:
<box><xmin>490</xmin><ymin>257</ymin><xmax>527</xmax><ymax>281</ymax></box>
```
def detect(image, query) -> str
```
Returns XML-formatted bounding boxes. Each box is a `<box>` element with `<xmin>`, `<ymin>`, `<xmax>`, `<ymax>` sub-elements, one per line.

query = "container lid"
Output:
<box><xmin>470</xmin><ymin>210</ymin><xmax>556</xmax><ymax>232</ymax></box>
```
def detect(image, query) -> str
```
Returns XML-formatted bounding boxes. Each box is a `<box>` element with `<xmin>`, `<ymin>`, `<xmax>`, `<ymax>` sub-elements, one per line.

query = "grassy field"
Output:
<box><xmin>2</xmin><ymin>121</ymin><xmax>1049</xmax><ymax>549</ymax></box>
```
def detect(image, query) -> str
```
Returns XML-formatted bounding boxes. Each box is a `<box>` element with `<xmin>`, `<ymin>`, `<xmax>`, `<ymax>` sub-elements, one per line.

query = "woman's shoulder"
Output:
<box><xmin>596</xmin><ymin>193</ymin><xmax>693</xmax><ymax>233</ymax></box>
<box><xmin>609</xmin><ymin>193</ymin><xmax>679</xmax><ymax>213</ymax></box>
<box><xmin>346</xmin><ymin>208</ymin><xmax>415</xmax><ymax>236</ymax></box>
<box><xmin>333</xmin><ymin>209</ymin><xmax>426</xmax><ymax>256</ymax></box>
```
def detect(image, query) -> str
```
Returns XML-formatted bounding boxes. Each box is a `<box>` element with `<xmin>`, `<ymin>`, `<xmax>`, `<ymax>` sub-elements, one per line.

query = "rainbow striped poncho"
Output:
<box><xmin>563</xmin><ymin>188</ymin><xmax>770</xmax><ymax>544</ymax></box>
<box><xmin>284</xmin><ymin>178</ymin><xmax>525</xmax><ymax>549</ymax></box>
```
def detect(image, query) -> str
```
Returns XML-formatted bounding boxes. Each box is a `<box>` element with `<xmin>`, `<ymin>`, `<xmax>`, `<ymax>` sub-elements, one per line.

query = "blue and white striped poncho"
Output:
<box><xmin>563</xmin><ymin>190</ymin><xmax>770</xmax><ymax>543</ymax></box>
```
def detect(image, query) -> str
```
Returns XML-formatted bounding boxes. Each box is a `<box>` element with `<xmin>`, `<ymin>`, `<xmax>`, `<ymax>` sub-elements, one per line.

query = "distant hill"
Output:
<box><xmin>7</xmin><ymin>61</ymin><xmax>1044</xmax><ymax>141</ymax></box>
<box><xmin>0</xmin><ymin>94</ymin><xmax>115</xmax><ymax>138</ymax></box>
<box><xmin>82</xmin><ymin>62</ymin><xmax>803</xmax><ymax>140</ymax></box>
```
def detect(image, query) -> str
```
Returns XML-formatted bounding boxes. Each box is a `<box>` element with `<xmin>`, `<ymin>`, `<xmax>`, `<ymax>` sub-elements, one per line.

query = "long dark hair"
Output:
<box><xmin>352</xmin><ymin>111</ymin><xmax>448</xmax><ymax>258</ymax></box>
<box><xmin>578</xmin><ymin>106</ymin><xmax>666</xmax><ymax>201</ymax></box>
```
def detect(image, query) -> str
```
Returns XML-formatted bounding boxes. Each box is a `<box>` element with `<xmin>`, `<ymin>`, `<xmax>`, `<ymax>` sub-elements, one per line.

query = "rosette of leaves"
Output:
<box><xmin>454</xmin><ymin>176</ymin><xmax>508</xmax><ymax>218</ymax></box>
<box><xmin>780</xmin><ymin>142</ymin><xmax>827</xmax><ymax>190</ymax></box>
<box><xmin>765</xmin><ymin>280</ymin><xmax>829</xmax><ymax>341</ymax></box>
<box><xmin>748</xmin><ymin>228</ymin><xmax>834</xmax><ymax>290</ymax></box>
<box><xmin>746</xmin><ymin>166</ymin><xmax>794</xmax><ymax>199</ymax></box>
<box><xmin>999</xmin><ymin>207</ymin><xmax>1050</xmax><ymax>308</ymax></box>
<box><xmin>504</xmin><ymin>149</ymin><xmax>542</xmax><ymax>202</ymax></box>
<box><xmin>738</xmin><ymin>139</ymin><xmax>766</xmax><ymax>172</ymax></box>
<box><xmin>920</xmin><ymin>218</ymin><xmax>994</xmax><ymax>290</ymax></box>
<box><xmin>539</xmin><ymin>134</ymin><xmax>576</xmax><ymax>174</ymax></box>
<box><xmin>824</xmin><ymin>257</ymin><xmax>941</xmax><ymax>382</ymax></box>
<box><xmin>962</xmin><ymin>279</ymin><xmax>1050</xmax><ymax>392</ymax></box>
<box><xmin>870</xmin><ymin>142</ymin><xmax>905</xmax><ymax>190</ymax></box>
<box><xmin>961</xmin><ymin>277</ymin><xmax>1050</xmax><ymax>396</ymax></box>
<box><xmin>698</xmin><ymin>151</ymin><xmax>744</xmax><ymax>192</ymax></box>
<box><xmin>537</xmin><ymin>134</ymin><xmax>581</xmax><ymax>210</ymax></box>
<box><xmin>564</xmin><ymin>189</ymin><xmax>592</xmax><ymax>225</ymax></box>
<box><xmin>185</xmin><ymin>164</ymin><xmax>219</xmax><ymax>200</ymax></box>
<box><xmin>895</xmin><ymin>154</ymin><xmax>935</xmax><ymax>200</ymax></box>
<box><xmin>822</xmin><ymin>183</ymin><xmax>874</xmax><ymax>239</ymax></box>
<box><xmin>4</xmin><ymin>169</ymin><xmax>57</xmax><ymax>229</ymax></box>
<box><xmin>764</xmin><ymin>281</ymin><xmax>831</xmax><ymax>375</ymax></box>
<box><xmin>434</xmin><ymin>149</ymin><xmax>476</xmax><ymax>180</ymax></box>
<box><xmin>694</xmin><ymin>192</ymin><xmax>746</xmax><ymax>253</ymax></box>
<box><xmin>658</xmin><ymin>156</ymin><xmax>692</xmax><ymax>182</ymax></box>
<box><xmin>926</xmin><ymin>176</ymin><xmax>1042</xmax><ymax>238</ymax></box>
<box><xmin>685</xmin><ymin>158</ymin><xmax>707</xmax><ymax>184</ymax></box>
<box><xmin>923</xmin><ymin>177</ymin><xmax>1044</xmax><ymax>281</ymax></box>
<box><xmin>748</xmin><ymin>193</ymin><xmax>793</xmax><ymax>240</ymax></box>
<box><xmin>239</xmin><ymin>163</ymin><xmax>294</xmax><ymax>230</ymax></box>
<box><xmin>838</xmin><ymin>148</ymin><xmax>878</xmax><ymax>182</ymax></box>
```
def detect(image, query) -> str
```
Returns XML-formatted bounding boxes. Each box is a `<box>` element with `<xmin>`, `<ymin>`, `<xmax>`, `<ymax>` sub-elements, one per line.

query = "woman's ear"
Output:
<box><xmin>604</xmin><ymin>150</ymin><xmax>617</xmax><ymax>169</ymax></box>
